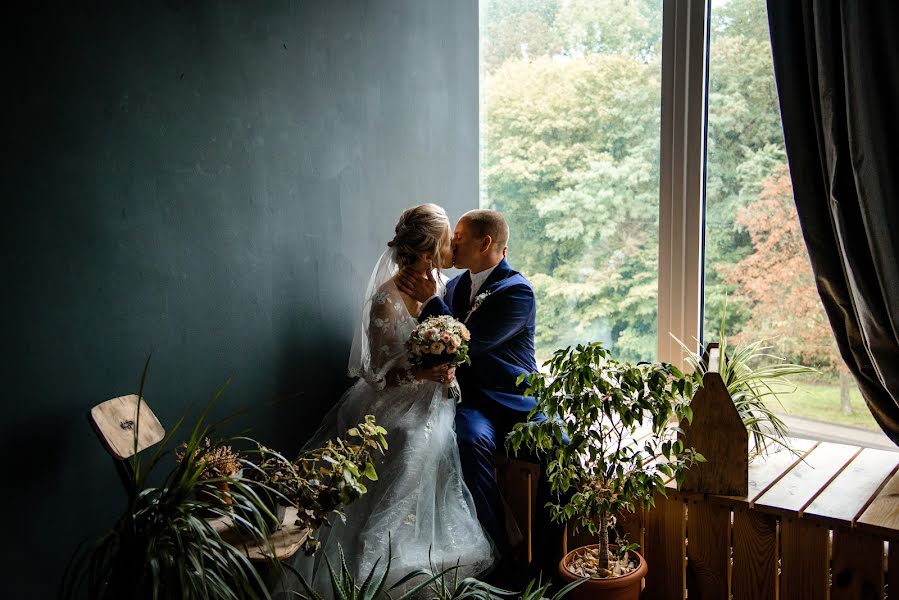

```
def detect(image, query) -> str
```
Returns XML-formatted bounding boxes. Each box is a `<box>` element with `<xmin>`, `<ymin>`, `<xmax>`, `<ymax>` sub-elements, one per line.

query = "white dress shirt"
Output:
<box><xmin>417</xmin><ymin>263</ymin><xmax>500</xmax><ymax>316</ymax></box>
<box><xmin>468</xmin><ymin>263</ymin><xmax>499</xmax><ymax>304</ymax></box>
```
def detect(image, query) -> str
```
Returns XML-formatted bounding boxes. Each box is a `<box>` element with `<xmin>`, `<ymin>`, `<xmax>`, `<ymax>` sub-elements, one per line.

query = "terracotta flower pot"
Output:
<box><xmin>558</xmin><ymin>544</ymin><xmax>648</xmax><ymax>600</ymax></box>
<box><xmin>216</xmin><ymin>480</ymin><xmax>233</xmax><ymax>506</ymax></box>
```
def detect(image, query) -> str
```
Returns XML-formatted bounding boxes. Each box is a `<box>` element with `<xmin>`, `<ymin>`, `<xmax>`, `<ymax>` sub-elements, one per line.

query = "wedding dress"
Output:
<box><xmin>274</xmin><ymin>249</ymin><xmax>496</xmax><ymax>598</ymax></box>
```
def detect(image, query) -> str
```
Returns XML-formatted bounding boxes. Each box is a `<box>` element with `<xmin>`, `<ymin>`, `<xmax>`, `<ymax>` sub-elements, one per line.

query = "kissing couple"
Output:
<box><xmin>278</xmin><ymin>204</ymin><xmax>559</xmax><ymax>598</ymax></box>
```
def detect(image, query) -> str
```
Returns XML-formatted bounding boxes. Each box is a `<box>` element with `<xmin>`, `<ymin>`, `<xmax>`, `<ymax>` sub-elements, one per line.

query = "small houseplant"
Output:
<box><xmin>673</xmin><ymin>305</ymin><xmax>816</xmax><ymax>460</ymax></box>
<box><xmin>61</xmin><ymin>375</ymin><xmax>276</xmax><ymax>600</ymax></box>
<box><xmin>176</xmin><ymin>437</ymin><xmax>242</xmax><ymax>509</ymax></box>
<box><xmin>285</xmin><ymin>538</ymin><xmax>587</xmax><ymax>600</ymax></box>
<box><xmin>506</xmin><ymin>342</ymin><xmax>703</xmax><ymax>600</ymax></box>
<box><xmin>241</xmin><ymin>415</ymin><xmax>388</xmax><ymax>553</ymax></box>
<box><xmin>61</xmin><ymin>361</ymin><xmax>388</xmax><ymax>600</ymax></box>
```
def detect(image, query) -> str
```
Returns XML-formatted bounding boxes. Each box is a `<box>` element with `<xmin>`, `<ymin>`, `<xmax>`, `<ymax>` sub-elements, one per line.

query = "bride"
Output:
<box><xmin>276</xmin><ymin>204</ymin><xmax>496</xmax><ymax>597</ymax></box>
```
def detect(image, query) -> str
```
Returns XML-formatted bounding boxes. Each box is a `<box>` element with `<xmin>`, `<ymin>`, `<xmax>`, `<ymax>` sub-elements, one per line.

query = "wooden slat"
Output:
<box><xmin>685</xmin><ymin>501</ymin><xmax>730</xmax><ymax>600</ymax></box>
<box><xmin>643</xmin><ymin>494</ymin><xmax>686</xmax><ymax>600</ymax></box>
<box><xmin>494</xmin><ymin>457</ymin><xmax>540</xmax><ymax>560</ymax></box>
<box><xmin>780</xmin><ymin>517</ymin><xmax>829</xmax><ymax>600</ymax></box>
<box><xmin>830</xmin><ymin>528</ymin><xmax>884</xmax><ymax>600</ymax></box>
<box><xmin>803</xmin><ymin>448</ymin><xmax>899</xmax><ymax>527</ymax></box>
<box><xmin>858</xmin><ymin>469</ymin><xmax>899</xmax><ymax>538</ymax></box>
<box><xmin>888</xmin><ymin>542</ymin><xmax>899</xmax><ymax>600</ymax></box>
<box><xmin>731</xmin><ymin>508</ymin><xmax>777</xmax><ymax>600</ymax></box>
<box><xmin>684</xmin><ymin>438</ymin><xmax>817</xmax><ymax>508</ymax></box>
<box><xmin>617</xmin><ymin>507</ymin><xmax>644</xmax><ymax>554</ymax></box>
<box><xmin>753</xmin><ymin>442</ymin><xmax>860</xmax><ymax>516</ymax></box>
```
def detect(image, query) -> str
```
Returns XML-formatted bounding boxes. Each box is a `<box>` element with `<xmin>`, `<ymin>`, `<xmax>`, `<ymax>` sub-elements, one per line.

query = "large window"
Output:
<box><xmin>480</xmin><ymin>0</ymin><xmax>884</xmax><ymax>441</ymax></box>
<box><xmin>702</xmin><ymin>0</ymin><xmax>877</xmax><ymax>432</ymax></box>
<box><xmin>480</xmin><ymin>0</ymin><xmax>663</xmax><ymax>364</ymax></box>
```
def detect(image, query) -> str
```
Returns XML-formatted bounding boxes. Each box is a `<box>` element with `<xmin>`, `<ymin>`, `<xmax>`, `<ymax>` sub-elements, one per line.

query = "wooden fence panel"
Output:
<box><xmin>780</xmin><ymin>517</ymin><xmax>829</xmax><ymax>600</ymax></box>
<box><xmin>888</xmin><ymin>541</ymin><xmax>899</xmax><ymax>600</ymax></box>
<box><xmin>754</xmin><ymin>443</ymin><xmax>860</xmax><ymax>516</ymax></box>
<box><xmin>643</xmin><ymin>494</ymin><xmax>685</xmax><ymax>600</ymax></box>
<box><xmin>859</xmin><ymin>470</ymin><xmax>899</xmax><ymax>538</ymax></box>
<box><xmin>731</xmin><ymin>508</ymin><xmax>777</xmax><ymax>600</ymax></box>
<box><xmin>830</xmin><ymin>528</ymin><xmax>884</xmax><ymax>600</ymax></box>
<box><xmin>803</xmin><ymin>448</ymin><xmax>899</xmax><ymax>527</ymax></box>
<box><xmin>685</xmin><ymin>501</ymin><xmax>730</xmax><ymax>600</ymax></box>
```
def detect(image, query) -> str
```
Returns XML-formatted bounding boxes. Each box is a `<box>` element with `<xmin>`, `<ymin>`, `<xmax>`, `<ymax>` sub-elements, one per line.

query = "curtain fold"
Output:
<box><xmin>766</xmin><ymin>0</ymin><xmax>899</xmax><ymax>444</ymax></box>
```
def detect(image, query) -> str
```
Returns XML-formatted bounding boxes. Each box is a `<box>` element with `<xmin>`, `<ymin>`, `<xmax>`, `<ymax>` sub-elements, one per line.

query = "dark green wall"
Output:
<box><xmin>2</xmin><ymin>1</ymin><xmax>477</xmax><ymax>596</ymax></box>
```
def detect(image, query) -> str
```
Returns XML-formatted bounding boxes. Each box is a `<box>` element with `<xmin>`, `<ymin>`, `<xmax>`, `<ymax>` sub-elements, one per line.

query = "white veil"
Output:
<box><xmin>347</xmin><ymin>248</ymin><xmax>400</xmax><ymax>380</ymax></box>
<box><xmin>347</xmin><ymin>247</ymin><xmax>447</xmax><ymax>381</ymax></box>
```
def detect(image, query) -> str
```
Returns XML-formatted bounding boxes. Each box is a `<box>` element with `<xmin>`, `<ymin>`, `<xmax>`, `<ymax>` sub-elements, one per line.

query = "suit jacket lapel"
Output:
<box><xmin>479</xmin><ymin>259</ymin><xmax>512</xmax><ymax>294</ymax></box>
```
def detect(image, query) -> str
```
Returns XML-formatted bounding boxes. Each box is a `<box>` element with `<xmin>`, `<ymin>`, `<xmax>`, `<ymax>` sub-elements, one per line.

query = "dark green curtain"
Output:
<box><xmin>767</xmin><ymin>0</ymin><xmax>899</xmax><ymax>445</ymax></box>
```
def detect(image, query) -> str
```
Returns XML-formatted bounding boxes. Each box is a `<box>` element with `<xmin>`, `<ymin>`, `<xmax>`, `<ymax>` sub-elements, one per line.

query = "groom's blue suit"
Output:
<box><xmin>419</xmin><ymin>258</ymin><xmax>540</xmax><ymax>554</ymax></box>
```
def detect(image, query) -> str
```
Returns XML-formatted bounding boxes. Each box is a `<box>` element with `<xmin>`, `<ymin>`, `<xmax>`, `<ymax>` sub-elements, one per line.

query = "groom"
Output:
<box><xmin>397</xmin><ymin>209</ymin><xmax>557</xmax><ymax>575</ymax></box>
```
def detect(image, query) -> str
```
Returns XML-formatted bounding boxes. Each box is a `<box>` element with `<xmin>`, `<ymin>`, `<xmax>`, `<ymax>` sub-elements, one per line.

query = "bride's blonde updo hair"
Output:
<box><xmin>387</xmin><ymin>203</ymin><xmax>450</xmax><ymax>269</ymax></box>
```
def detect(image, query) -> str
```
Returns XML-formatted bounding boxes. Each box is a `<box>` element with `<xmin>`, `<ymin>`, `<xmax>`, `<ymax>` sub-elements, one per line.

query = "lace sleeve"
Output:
<box><xmin>358</xmin><ymin>290</ymin><xmax>415</xmax><ymax>390</ymax></box>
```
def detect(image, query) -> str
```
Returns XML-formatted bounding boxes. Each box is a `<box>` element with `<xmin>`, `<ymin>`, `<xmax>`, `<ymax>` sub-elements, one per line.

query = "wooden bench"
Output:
<box><xmin>494</xmin><ymin>454</ymin><xmax>542</xmax><ymax>565</ymax></box>
<box><xmin>563</xmin><ymin>436</ymin><xmax>899</xmax><ymax>599</ymax></box>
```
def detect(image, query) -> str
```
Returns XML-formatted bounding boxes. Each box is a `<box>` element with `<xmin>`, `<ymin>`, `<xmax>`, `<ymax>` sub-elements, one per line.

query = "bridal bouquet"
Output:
<box><xmin>407</xmin><ymin>315</ymin><xmax>471</xmax><ymax>399</ymax></box>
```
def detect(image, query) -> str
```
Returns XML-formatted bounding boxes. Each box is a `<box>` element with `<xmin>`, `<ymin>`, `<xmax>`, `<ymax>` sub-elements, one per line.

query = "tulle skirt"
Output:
<box><xmin>272</xmin><ymin>378</ymin><xmax>496</xmax><ymax>598</ymax></box>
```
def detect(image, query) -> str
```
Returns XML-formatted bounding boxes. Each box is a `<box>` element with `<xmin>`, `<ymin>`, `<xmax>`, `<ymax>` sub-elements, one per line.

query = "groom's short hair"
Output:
<box><xmin>461</xmin><ymin>209</ymin><xmax>509</xmax><ymax>249</ymax></box>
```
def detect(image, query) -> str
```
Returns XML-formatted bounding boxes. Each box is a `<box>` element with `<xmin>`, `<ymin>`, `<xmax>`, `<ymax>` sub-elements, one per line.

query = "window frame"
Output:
<box><xmin>657</xmin><ymin>0</ymin><xmax>710</xmax><ymax>369</ymax></box>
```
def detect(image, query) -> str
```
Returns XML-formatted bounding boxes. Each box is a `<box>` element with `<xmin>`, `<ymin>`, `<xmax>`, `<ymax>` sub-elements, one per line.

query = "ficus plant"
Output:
<box><xmin>506</xmin><ymin>342</ymin><xmax>704</xmax><ymax>577</ymax></box>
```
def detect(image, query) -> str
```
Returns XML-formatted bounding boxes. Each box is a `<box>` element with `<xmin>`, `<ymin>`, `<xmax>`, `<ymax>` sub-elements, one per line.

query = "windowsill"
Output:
<box><xmin>774</xmin><ymin>413</ymin><xmax>896</xmax><ymax>452</ymax></box>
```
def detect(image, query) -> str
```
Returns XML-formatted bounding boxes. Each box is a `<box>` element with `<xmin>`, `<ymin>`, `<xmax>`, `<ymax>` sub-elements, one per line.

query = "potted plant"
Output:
<box><xmin>239</xmin><ymin>444</ymin><xmax>295</xmax><ymax>533</ymax></box>
<box><xmin>673</xmin><ymin>305</ymin><xmax>816</xmax><ymax>460</ymax></box>
<box><xmin>176</xmin><ymin>437</ymin><xmax>242</xmax><ymax>509</ymax></box>
<box><xmin>288</xmin><ymin>414</ymin><xmax>389</xmax><ymax>554</ymax></box>
<box><xmin>506</xmin><ymin>342</ymin><xmax>703</xmax><ymax>600</ymax></box>
<box><xmin>240</xmin><ymin>415</ymin><xmax>388</xmax><ymax>551</ymax></box>
<box><xmin>61</xmin><ymin>376</ymin><xmax>276</xmax><ymax>600</ymax></box>
<box><xmin>61</xmin><ymin>361</ymin><xmax>388</xmax><ymax>600</ymax></box>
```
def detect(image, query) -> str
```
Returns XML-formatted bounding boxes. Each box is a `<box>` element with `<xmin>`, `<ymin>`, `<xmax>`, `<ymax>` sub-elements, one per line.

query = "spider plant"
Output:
<box><xmin>286</xmin><ymin>540</ymin><xmax>470</xmax><ymax>600</ymax></box>
<box><xmin>285</xmin><ymin>540</ymin><xmax>586</xmax><ymax>600</ymax></box>
<box><xmin>672</xmin><ymin>303</ymin><xmax>817</xmax><ymax>459</ymax></box>
<box><xmin>517</xmin><ymin>575</ymin><xmax>589</xmax><ymax>600</ymax></box>
<box><xmin>425</xmin><ymin>561</ymin><xmax>587</xmax><ymax>600</ymax></box>
<box><xmin>60</xmin><ymin>359</ymin><xmax>280</xmax><ymax>600</ymax></box>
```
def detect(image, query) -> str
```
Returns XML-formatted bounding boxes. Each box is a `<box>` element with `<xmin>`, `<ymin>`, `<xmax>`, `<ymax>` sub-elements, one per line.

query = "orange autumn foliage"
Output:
<box><xmin>722</xmin><ymin>166</ymin><xmax>841</xmax><ymax>371</ymax></box>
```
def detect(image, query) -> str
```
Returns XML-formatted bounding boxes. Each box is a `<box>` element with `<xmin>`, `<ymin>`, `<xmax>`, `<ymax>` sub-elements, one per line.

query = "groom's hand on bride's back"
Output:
<box><xmin>396</xmin><ymin>267</ymin><xmax>437</xmax><ymax>303</ymax></box>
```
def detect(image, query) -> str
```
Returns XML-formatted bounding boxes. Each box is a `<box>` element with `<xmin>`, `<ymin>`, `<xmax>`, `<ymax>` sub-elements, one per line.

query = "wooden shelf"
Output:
<box><xmin>209</xmin><ymin>506</ymin><xmax>310</xmax><ymax>562</ymax></box>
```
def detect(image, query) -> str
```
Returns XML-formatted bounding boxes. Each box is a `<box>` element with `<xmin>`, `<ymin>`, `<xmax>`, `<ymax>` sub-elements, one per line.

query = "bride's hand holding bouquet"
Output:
<box><xmin>407</xmin><ymin>315</ymin><xmax>471</xmax><ymax>399</ymax></box>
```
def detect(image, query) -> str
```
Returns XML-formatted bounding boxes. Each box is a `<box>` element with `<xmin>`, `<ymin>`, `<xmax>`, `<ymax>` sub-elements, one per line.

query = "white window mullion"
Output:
<box><xmin>658</xmin><ymin>0</ymin><xmax>709</xmax><ymax>370</ymax></box>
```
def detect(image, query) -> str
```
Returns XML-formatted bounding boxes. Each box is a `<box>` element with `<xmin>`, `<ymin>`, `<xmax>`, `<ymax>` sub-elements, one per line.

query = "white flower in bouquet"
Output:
<box><xmin>406</xmin><ymin>315</ymin><xmax>471</xmax><ymax>399</ymax></box>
